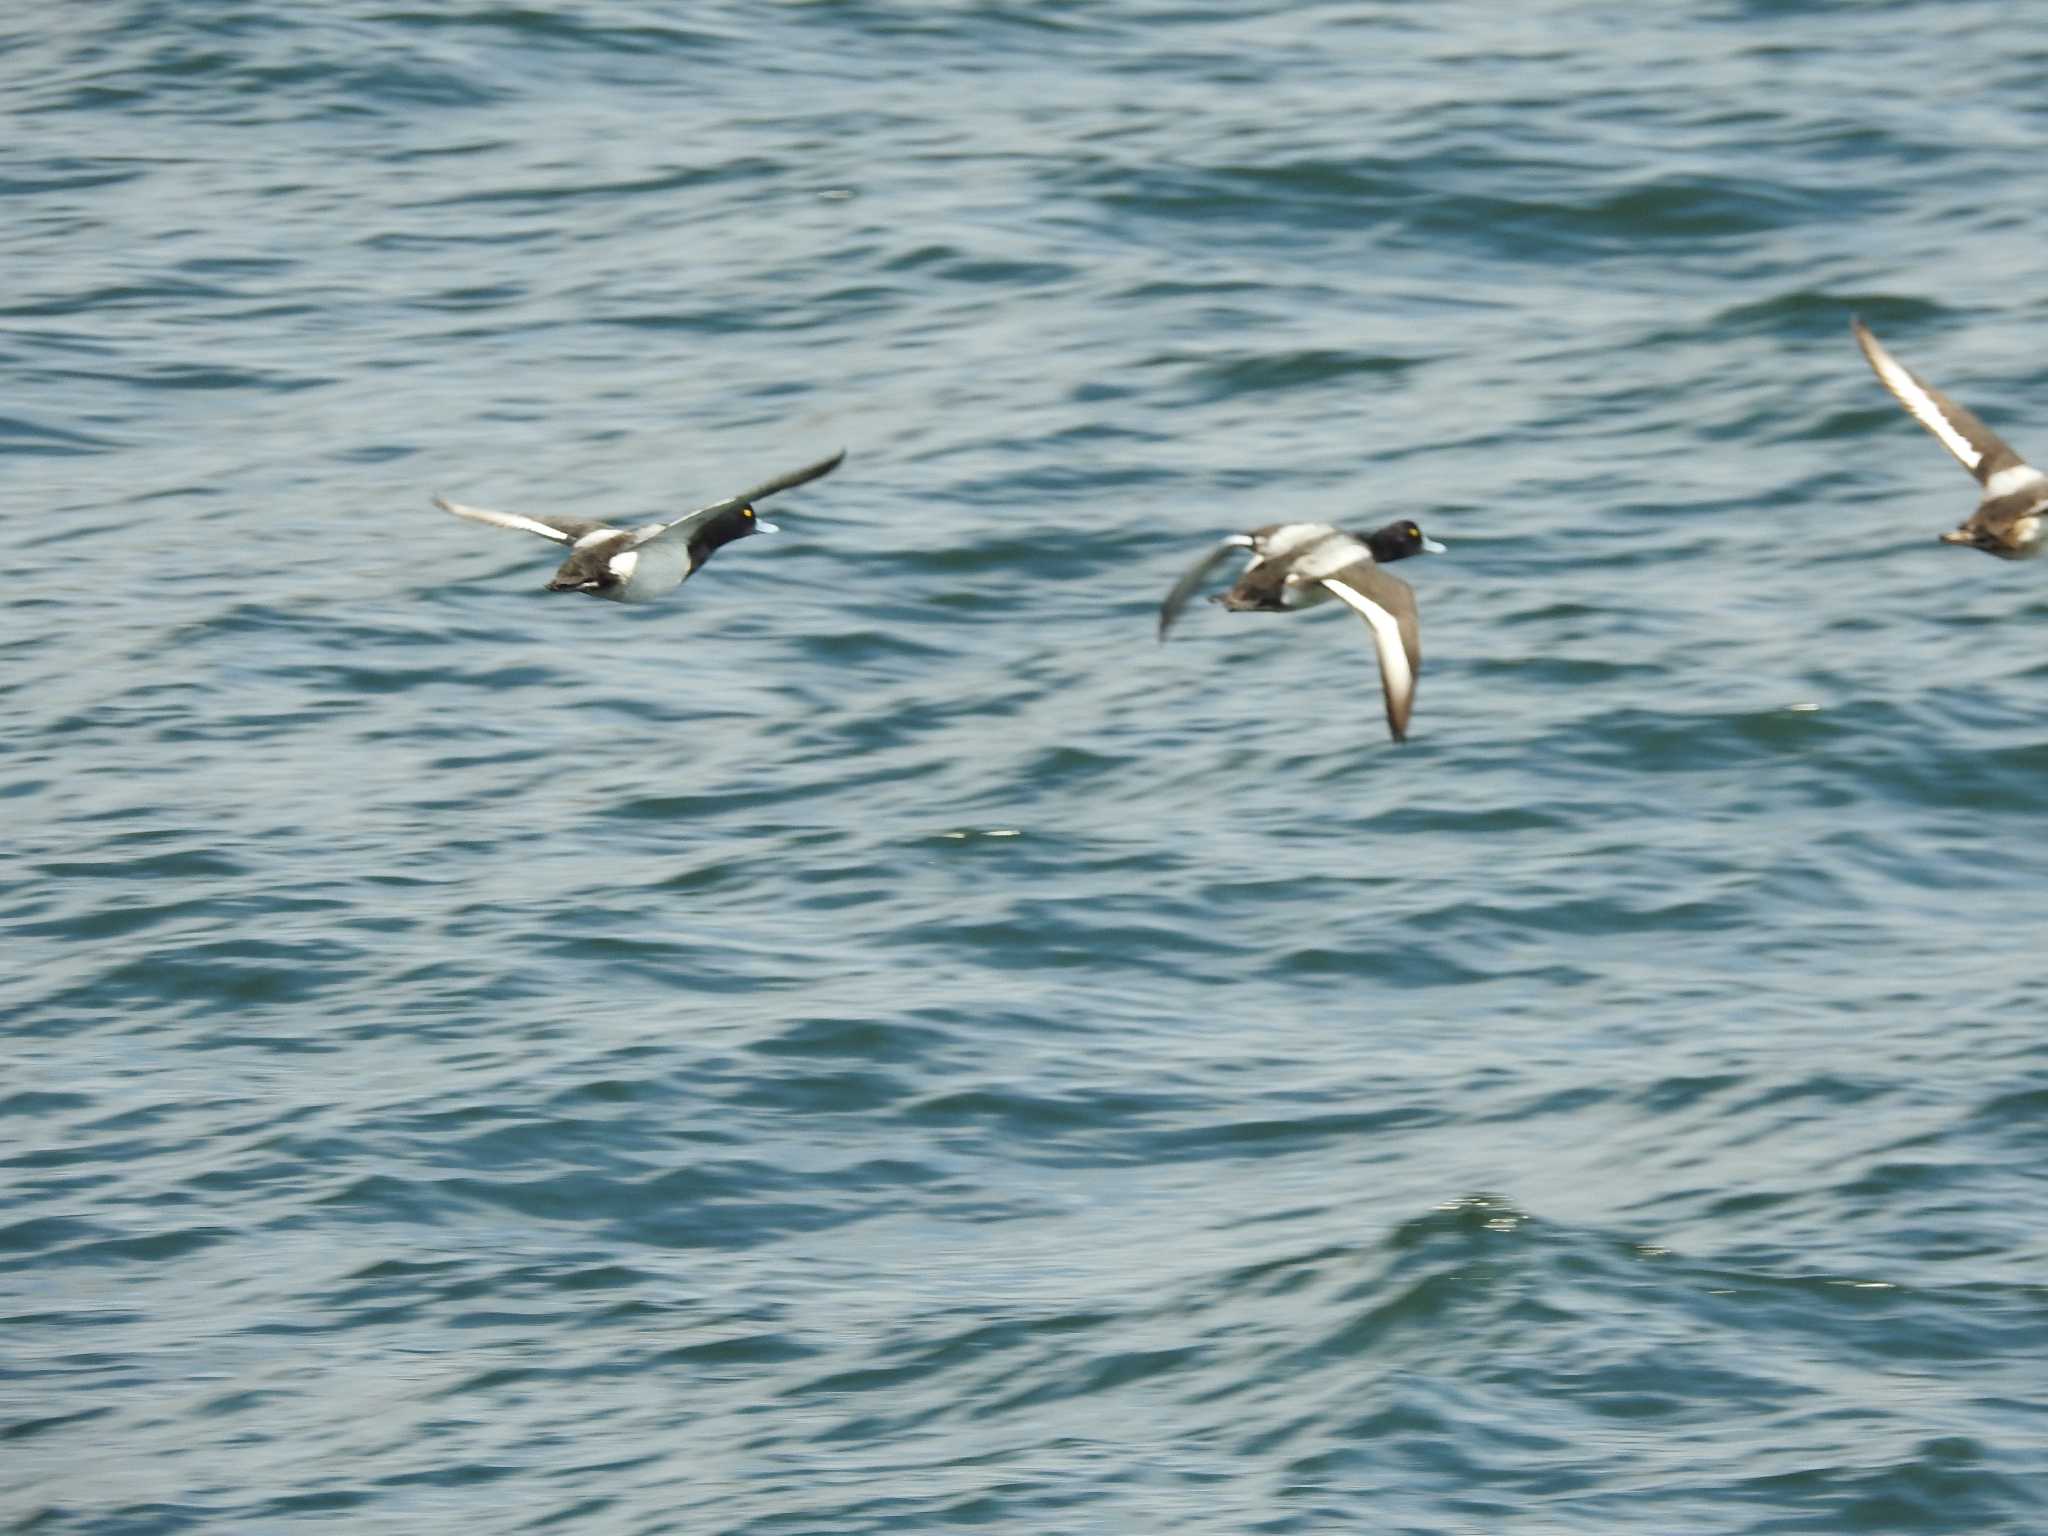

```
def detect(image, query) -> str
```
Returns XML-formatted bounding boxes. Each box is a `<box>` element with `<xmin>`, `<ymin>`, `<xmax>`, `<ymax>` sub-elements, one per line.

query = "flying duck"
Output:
<box><xmin>1852</xmin><ymin>318</ymin><xmax>2047</xmax><ymax>558</ymax></box>
<box><xmin>1158</xmin><ymin>519</ymin><xmax>1445</xmax><ymax>741</ymax></box>
<box><xmin>435</xmin><ymin>449</ymin><xmax>845</xmax><ymax>600</ymax></box>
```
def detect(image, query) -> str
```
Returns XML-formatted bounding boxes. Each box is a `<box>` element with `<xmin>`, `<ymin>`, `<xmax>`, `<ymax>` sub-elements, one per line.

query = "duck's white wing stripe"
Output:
<box><xmin>1320</xmin><ymin>573</ymin><xmax>1418</xmax><ymax>742</ymax></box>
<box><xmin>1851</xmin><ymin>319</ymin><xmax>2030</xmax><ymax>486</ymax></box>
<box><xmin>1158</xmin><ymin>535</ymin><xmax>1254</xmax><ymax>640</ymax></box>
<box><xmin>433</xmin><ymin>496</ymin><xmax>597</xmax><ymax>545</ymax></box>
<box><xmin>1853</xmin><ymin>322</ymin><xmax>1981</xmax><ymax>471</ymax></box>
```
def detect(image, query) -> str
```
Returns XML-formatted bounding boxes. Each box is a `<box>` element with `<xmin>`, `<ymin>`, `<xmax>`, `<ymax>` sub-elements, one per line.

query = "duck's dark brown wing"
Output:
<box><xmin>657</xmin><ymin>450</ymin><xmax>847</xmax><ymax>534</ymax></box>
<box><xmin>1853</xmin><ymin>318</ymin><xmax>2031</xmax><ymax>487</ymax></box>
<box><xmin>433</xmin><ymin>496</ymin><xmax>611</xmax><ymax>546</ymax></box>
<box><xmin>1157</xmin><ymin>535</ymin><xmax>1255</xmax><ymax>640</ymax></box>
<box><xmin>1319</xmin><ymin>562</ymin><xmax>1421</xmax><ymax>742</ymax></box>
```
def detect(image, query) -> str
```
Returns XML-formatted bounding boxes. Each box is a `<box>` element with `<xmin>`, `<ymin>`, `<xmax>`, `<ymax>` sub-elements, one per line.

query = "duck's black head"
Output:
<box><xmin>1365</xmin><ymin>521</ymin><xmax>1447</xmax><ymax>563</ymax></box>
<box><xmin>690</xmin><ymin>503</ymin><xmax>779</xmax><ymax>565</ymax></box>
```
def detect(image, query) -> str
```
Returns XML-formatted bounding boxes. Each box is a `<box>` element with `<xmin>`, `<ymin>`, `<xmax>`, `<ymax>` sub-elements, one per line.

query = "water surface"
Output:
<box><xmin>7</xmin><ymin>3</ymin><xmax>2048</xmax><ymax>1531</ymax></box>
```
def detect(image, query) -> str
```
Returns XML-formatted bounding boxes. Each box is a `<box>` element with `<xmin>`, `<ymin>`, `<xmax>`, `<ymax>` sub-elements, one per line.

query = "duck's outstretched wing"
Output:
<box><xmin>1319</xmin><ymin>563</ymin><xmax>1421</xmax><ymax>743</ymax></box>
<box><xmin>433</xmin><ymin>496</ymin><xmax>610</xmax><ymax>546</ymax></box>
<box><xmin>1852</xmin><ymin>318</ymin><xmax>2037</xmax><ymax>488</ymax></box>
<box><xmin>651</xmin><ymin>449</ymin><xmax>847</xmax><ymax>533</ymax></box>
<box><xmin>1158</xmin><ymin>535</ymin><xmax>1255</xmax><ymax>640</ymax></box>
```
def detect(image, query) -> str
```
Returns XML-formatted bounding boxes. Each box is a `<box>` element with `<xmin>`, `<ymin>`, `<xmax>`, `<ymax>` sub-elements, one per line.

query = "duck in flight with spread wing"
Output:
<box><xmin>1158</xmin><ymin>519</ymin><xmax>1445</xmax><ymax>742</ymax></box>
<box><xmin>1852</xmin><ymin>319</ymin><xmax>2048</xmax><ymax>559</ymax></box>
<box><xmin>434</xmin><ymin>450</ymin><xmax>845</xmax><ymax>601</ymax></box>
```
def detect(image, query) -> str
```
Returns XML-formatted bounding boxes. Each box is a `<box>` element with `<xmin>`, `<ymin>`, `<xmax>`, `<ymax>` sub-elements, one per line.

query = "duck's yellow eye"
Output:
<box><xmin>1407</xmin><ymin>525</ymin><xmax>1419</xmax><ymax>539</ymax></box>
<box><xmin>743</xmin><ymin>507</ymin><xmax>754</xmax><ymax>519</ymax></box>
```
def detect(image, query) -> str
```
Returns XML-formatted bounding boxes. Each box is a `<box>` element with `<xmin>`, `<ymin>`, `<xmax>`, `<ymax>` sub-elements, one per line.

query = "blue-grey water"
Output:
<box><xmin>8</xmin><ymin>3</ymin><xmax>2048</xmax><ymax>1531</ymax></box>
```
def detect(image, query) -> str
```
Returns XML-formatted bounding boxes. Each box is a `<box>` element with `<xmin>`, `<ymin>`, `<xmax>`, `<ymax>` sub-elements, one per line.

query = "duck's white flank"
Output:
<box><xmin>1984</xmin><ymin>464</ymin><xmax>2046</xmax><ymax>499</ymax></box>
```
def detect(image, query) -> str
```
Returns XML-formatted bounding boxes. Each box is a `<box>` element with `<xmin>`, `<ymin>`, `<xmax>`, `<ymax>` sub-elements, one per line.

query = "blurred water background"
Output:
<box><xmin>7</xmin><ymin>2</ymin><xmax>2048</xmax><ymax>1531</ymax></box>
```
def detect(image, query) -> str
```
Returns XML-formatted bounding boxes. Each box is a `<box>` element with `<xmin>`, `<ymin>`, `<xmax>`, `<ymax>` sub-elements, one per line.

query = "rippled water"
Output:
<box><xmin>8</xmin><ymin>3</ymin><xmax>2048</xmax><ymax>1531</ymax></box>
